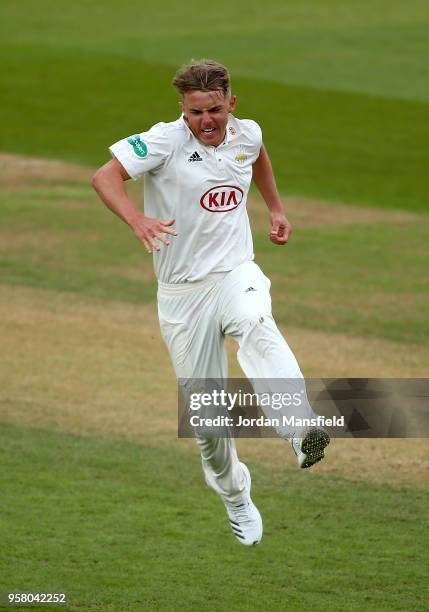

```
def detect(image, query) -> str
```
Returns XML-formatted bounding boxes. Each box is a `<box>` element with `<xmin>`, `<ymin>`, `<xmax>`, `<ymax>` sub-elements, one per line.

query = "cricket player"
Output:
<box><xmin>92</xmin><ymin>59</ymin><xmax>329</xmax><ymax>547</ymax></box>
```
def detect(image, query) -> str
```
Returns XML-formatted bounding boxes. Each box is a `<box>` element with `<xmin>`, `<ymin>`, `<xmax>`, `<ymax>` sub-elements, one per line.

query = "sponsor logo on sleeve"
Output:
<box><xmin>127</xmin><ymin>135</ymin><xmax>148</xmax><ymax>158</ymax></box>
<box><xmin>200</xmin><ymin>185</ymin><xmax>244</xmax><ymax>213</ymax></box>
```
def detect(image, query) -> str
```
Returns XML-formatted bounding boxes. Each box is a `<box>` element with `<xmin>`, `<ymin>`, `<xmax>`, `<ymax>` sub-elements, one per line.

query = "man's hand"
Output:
<box><xmin>92</xmin><ymin>158</ymin><xmax>177</xmax><ymax>254</ymax></box>
<box><xmin>252</xmin><ymin>146</ymin><xmax>292</xmax><ymax>246</ymax></box>
<box><xmin>269</xmin><ymin>212</ymin><xmax>292</xmax><ymax>245</ymax></box>
<box><xmin>129</xmin><ymin>213</ymin><xmax>177</xmax><ymax>254</ymax></box>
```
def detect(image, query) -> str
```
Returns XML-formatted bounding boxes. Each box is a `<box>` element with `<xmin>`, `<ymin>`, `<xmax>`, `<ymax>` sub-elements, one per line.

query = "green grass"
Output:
<box><xmin>1</xmin><ymin>184</ymin><xmax>428</xmax><ymax>344</ymax></box>
<box><xmin>1</xmin><ymin>0</ymin><xmax>428</xmax><ymax>102</ymax></box>
<box><xmin>1</xmin><ymin>0</ymin><xmax>429</xmax><ymax>211</ymax></box>
<box><xmin>1</xmin><ymin>5</ymin><xmax>428</xmax><ymax>608</ymax></box>
<box><xmin>0</xmin><ymin>189</ymin><xmax>156</xmax><ymax>303</ymax></box>
<box><xmin>256</xmin><ymin>222</ymin><xmax>429</xmax><ymax>344</ymax></box>
<box><xmin>1</xmin><ymin>423</ymin><xmax>427</xmax><ymax>611</ymax></box>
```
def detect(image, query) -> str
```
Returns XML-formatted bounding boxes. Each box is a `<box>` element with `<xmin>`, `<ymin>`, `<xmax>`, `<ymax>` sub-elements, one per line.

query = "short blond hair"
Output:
<box><xmin>172</xmin><ymin>59</ymin><xmax>231</xmax><ymax>96</ymax></box>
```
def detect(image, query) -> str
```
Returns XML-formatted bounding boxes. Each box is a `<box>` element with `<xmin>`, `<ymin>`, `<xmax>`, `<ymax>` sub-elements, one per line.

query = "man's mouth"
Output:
<box><xmin>201</xmin><ymin>128</ymin><xmax>216</xmax><ymax>134</ymax></box>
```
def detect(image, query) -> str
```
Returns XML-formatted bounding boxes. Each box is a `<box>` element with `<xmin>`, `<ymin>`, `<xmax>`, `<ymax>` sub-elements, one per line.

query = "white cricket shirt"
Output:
<box><xmin>109</xmin><ymin>115</ymin><xmax>262</xmax><ymax>283</ymax></box>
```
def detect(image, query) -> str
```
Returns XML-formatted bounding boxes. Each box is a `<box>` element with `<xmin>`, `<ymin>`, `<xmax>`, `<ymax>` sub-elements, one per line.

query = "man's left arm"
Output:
<box><xmin>252</xmin><ymin>145</ymin><xmax>292</xmax><ymax>245</ymax></box>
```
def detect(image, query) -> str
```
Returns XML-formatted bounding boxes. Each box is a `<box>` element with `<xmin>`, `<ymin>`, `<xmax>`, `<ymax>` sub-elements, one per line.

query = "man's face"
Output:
<box><xmin>180</xmin><ymin>90</ymin><xmax>237</xmax><ymax>147</ymax></box>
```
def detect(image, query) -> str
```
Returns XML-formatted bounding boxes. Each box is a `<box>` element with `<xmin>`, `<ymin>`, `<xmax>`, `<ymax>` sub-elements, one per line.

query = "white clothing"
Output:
<box><xmin>158</xmin><ymin>261</ymin><xmax>317</xmax><ymax>503</ymax></box>
<box><xmin>109</xmin><ymin>115</ymin><xmax>261</xmax><ymax>283</ymax></box>
<box><xmin>109</xmin><ymin>114</ymin><xmax>315</xmax><ymax>504</ymax></box>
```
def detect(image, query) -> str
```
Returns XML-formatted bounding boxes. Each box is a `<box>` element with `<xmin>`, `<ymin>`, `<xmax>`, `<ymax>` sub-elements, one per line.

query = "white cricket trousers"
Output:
<box><xmin>157</xmin><ymin>261</ymin><xmax>317</xmax><ymax>503</ymax></box>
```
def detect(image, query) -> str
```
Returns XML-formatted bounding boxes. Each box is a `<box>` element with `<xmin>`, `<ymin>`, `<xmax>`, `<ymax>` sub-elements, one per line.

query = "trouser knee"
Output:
<box><xmin>239</xmin><ymin>314</ymin><xmax>285</xmax><ymax>359</ymax></box>
<box><xmin>237</xmin><ymin>314</ymin><xmax>303</xmax><ymax>380</ymax></box>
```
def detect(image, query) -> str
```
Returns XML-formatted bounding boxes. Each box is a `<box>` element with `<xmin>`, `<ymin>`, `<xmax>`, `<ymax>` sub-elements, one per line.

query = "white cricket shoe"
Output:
<box><xmin>291</xmin><ymin>427</ymin><xmax>330</xmax><ymax>469</ymax></box>
<box><xmin>223</xmin><ymin>462</ymin><xmax>263</xmax><ymax>547</ymax></box>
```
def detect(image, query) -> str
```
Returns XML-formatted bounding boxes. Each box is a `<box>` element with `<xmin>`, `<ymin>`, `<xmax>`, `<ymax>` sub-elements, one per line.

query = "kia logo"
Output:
<box><xmin>200</xmin><ymin>185</ymin><xmax>244</xmax><ymax>213</ymax></box>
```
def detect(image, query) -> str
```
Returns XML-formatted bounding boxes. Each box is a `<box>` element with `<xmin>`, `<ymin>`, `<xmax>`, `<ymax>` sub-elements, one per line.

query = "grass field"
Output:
<box><xmin>1</xmin><ymin>1</ymin><xmax>429</xmax><ymax>610</ymax></box>
<box><xmin>1</xmin><ymin>156</ymin><xmax>428</xmax><ymax>611</ymax></box>
<box><xmin>1</xmin><ymin>155</ymin><xmax>427</xmax><ymax>345</ymax></box>
<box><xmin>1</xmin><ymin>1</ymin><xmax>429</xmax><ymax>211</ymax></box>
<box><xmin>1</xmin><ymin>424</ymin><xmax>428</xmax><ymax>611</ymax></box>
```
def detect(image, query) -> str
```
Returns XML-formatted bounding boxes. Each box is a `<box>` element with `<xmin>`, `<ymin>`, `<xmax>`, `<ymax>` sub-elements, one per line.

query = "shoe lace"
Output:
<box><xmin>229</xmin><ymin>502</ymin><xmax>251</xmax><ymax>523</ymax></box>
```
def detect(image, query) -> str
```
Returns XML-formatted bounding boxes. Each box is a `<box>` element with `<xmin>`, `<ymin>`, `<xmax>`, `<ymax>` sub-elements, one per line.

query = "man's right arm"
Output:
<box><xmin>92</xmin><ymin>158</ymin><xmax>177</xmax><ymax>253</ymax></box>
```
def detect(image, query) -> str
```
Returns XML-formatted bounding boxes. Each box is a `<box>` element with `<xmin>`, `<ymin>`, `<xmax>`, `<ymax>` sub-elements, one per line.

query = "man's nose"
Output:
<box><xmin>201</xmin><ymin>112</ymin><xmax>213</xmax><ymax>125</ymax></box>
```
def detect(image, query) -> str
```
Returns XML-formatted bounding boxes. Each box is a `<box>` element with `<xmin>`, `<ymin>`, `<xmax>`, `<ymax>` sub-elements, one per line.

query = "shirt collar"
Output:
<box><xmin>224</xmin><ymin>115</ymin><xmax>241</xmax><ymax>144</ymax></box>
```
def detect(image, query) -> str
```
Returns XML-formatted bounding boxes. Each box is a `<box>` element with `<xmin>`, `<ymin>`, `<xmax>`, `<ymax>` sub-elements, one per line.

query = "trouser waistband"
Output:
<box><xmin>157</xmin><ymin>272</ymin><xmax>229</xmax><ymax>295</ymax></box>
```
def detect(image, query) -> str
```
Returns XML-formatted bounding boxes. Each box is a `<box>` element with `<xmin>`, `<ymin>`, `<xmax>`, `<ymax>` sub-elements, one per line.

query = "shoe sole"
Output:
<box><xmin>300</xmin><ymin>428</ymin><xmax>330</xmax><ymax>469</ymax></box>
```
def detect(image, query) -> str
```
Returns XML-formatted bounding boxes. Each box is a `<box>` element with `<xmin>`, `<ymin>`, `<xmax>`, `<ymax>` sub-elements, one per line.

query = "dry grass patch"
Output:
<box><xmin>236</xmin><ymin>437</ymin><xmax>429</xmax><ymax>488</ymax></box>
<box><xmin>0</xmin><ymin>230</ymin><xmax>64</xmax><ymax>252</ymax></box>
<box><xmin>103</xmin><ymin>263</ymin><xmax>156</xmax><ymax>283</ymax></box>
<box><xmin>1</xmin><ymin>284</ymin><xmax>174</xmax><ymax>440</ymax></box>
<box><xmin>1</xmin><ymin>284</ymin><xmax>428</xmax><ymax>488</ymax></box>
<box><xmin>272</xmin><ymin>329</ymin><xmax>429</xmax><ymax>378</ymax></box>
<box><xmin>0</xmin><ymin>152</ymin><xmax>144</xmax><ymax>206</ymax></box>
<box><xmin>247</xmin><ymin>193</ymin><xmax>420</xmax><ymax>232</ymax></box>
<box><xmin>0</xmin><ymin>153</ymin><xmax>93</xmax><ymax>190</ymax></box>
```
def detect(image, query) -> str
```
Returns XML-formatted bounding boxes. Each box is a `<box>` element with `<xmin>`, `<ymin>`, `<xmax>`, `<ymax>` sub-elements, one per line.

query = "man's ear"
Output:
<box><xmin>229</xmin><ymin>95</ymin><xmax>237</xmax><ymax>112</ymax></box>
<box><xmin>179</xmin><ymin>100</ymin><xmax>188</xmax><ymax>123</ymax></box>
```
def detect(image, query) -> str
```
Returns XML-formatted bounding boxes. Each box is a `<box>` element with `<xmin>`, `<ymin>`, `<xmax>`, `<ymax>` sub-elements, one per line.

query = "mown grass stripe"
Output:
<box><xmin>1</xmin><ymin>46</ymin><xmax>429</xmax><ymax>212</ymax></box>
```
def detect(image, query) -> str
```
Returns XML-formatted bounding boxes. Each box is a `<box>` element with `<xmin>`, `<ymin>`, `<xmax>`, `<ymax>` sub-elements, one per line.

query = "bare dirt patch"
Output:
<box><xmin>1</xmin><ymin>285</ymin><xmax>428</xmax><ymax>488</ymax></box>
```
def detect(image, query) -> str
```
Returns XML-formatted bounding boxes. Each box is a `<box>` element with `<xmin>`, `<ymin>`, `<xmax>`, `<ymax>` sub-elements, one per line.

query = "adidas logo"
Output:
<box><xmin>188</xmin><ymin>151</ymin><xmax>203</xmax><ymax>162</ymax></box>
<box><xmin>245</xmin><ymin>286</ymin><xmax>256</xmax><ymax>293</ymax></box>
